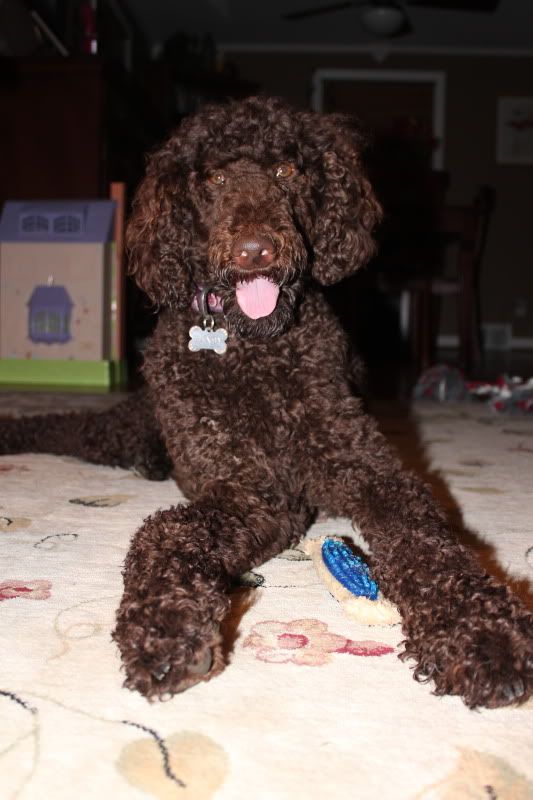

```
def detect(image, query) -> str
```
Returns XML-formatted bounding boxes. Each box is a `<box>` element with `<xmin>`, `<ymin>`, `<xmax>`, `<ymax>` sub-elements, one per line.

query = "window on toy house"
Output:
<box><xmin>53</xmin><ymin>214</ymin><xmax>83</xmax><ymax>234</ymax></box>
<box><xmin>19</xmin><ymin>212</ymin><xmax>84</xmax><ymax>237</ymax></box>
<box><xmin>21</xmin><ymin>214</ymin><xmax>49</xmax><ymax>234</ymax></box>
<box><xmin>32</xmin><ymin>310</ymin><xmax>65</xmax><ymax>336</ymax></box>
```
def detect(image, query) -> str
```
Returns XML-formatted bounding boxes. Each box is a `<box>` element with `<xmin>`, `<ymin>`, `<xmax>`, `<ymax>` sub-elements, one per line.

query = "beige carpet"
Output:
<box><xmin>1</xmin><ymin>393</ymin><xmax>532</xmax><ymax>800</ymax></box>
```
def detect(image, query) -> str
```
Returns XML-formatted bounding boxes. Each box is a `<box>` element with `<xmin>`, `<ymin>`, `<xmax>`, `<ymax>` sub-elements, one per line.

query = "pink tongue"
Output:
<box><xmin>235</xmin><ymin>278</ymin><xmax>280</xmax><ymax>319</ymax></box>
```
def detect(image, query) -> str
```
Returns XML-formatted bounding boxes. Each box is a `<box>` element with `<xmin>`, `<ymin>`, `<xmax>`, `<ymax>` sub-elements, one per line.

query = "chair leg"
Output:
<box><xmin>408</xmin><ymin>288</ymin><xmax>422</xmax><ymax>368</ymax></box>
<box><xmin>399</xmin><ymin>290</ymin><xmax>411</xmax><ymax>341</ymax></box>
<box><xmin>419</xmin><ymin>281</ymin><xmax>433</xmax><ymax>370</ymax></box>
<box><xmin>408</xmin><ymin>284</ymin><xmax>432</xmax><ymax>373</ymax></box>
<box><xmin>458</xmin><ymin>276</ymin><xmax>475</xmax><ymax>375</ymax></box>
<box><xmin>473</xmin><ymin>284</ymin><xmax>483</xmax><ymax>369</ymax></box>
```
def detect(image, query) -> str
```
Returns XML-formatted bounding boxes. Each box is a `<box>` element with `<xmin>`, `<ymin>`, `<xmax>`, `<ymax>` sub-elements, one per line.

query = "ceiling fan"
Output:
<box><xmin>283</xmin><ymin>1</ymin><xmax>501</xmax><ymax>38</ymax></box>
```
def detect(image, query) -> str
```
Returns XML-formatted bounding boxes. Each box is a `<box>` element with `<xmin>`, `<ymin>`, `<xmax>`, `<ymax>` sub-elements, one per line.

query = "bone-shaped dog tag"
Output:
<box><xmin>188</xmin><ymin>325</ymin><xmax>228</xmax><ymax>355</ymax></box>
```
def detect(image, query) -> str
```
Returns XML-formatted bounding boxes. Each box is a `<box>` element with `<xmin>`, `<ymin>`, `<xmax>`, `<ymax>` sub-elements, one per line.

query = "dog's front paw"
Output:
<box><xmin>132</xmin><ymin>449</ymin><xmax>173</xmax><ymax>481</ymax></box>
<box><xmin>405</xmin><ymin>611</ymin><xmax>533</xmax><ymax>709</ymax></box>
<box><xmin>112</xmin><ymin>590</ymin><xmax>228</xmax><ymax>700</ymax></box>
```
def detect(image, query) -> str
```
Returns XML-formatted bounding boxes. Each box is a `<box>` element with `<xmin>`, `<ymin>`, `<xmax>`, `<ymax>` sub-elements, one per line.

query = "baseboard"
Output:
<box><xmin>437</xmin><ymin>334</ymin><xmax>533</xmax><ymax>351</ymax></box>
<box><xmin>512</xmin><ymin>337</ymin><xmax>533</xmax><ymax>350</ymax></box>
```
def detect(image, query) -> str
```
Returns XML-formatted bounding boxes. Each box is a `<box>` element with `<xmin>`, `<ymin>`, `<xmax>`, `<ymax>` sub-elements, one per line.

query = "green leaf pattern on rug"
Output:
<box><xmin>459</xmin><ymin>487</ymin><xmax>505</xmax><ymax>494</ymax></box>
<box><xmin>68</xmin><ymin>494</ymin><xmax>133</xmax><ymax>507</ymax></box>
<box><xmin>276</xmin><ymin>544</ymin><xmax>311</xmax><ymax>561</ymax></box>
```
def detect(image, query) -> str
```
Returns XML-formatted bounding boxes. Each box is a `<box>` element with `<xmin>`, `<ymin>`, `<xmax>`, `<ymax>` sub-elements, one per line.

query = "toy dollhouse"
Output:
<box><xmin>0</xmin><ymin>186</ymin><xmax>126</xmax><ymax>389</ymax></box>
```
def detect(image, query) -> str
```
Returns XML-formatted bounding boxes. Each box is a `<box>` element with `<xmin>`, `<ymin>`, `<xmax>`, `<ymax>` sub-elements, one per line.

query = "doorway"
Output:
<box><xmin>311</xmin><ymin>69</ymin><xmax>448</xmax><ymax>364</ymax></box>
<box><xmin>311</xmin><ymin>68</ymin><xmax>446</xmax><ymax>169</ymax></box>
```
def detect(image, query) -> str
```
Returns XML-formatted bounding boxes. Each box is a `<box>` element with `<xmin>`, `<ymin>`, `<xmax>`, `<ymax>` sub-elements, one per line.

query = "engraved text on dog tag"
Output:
<box><xmin>188</xmin><ymin>325</ymin><xmax>228</xmax><ymax>355</ymax></box>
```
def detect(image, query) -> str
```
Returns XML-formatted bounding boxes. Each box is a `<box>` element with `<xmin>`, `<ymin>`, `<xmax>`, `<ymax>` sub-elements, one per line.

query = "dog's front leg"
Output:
<box><xmin>304</xmin><ymin>402</ymin><xmax>533</xmax><ymax>709</ymax></box>
<box><xmin>113</xmin><ymin>484</ymin><xmax>312</xmax><ymax>699</ymax></box>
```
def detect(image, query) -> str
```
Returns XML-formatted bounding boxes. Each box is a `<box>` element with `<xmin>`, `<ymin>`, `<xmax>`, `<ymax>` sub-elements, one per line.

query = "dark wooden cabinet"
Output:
<box><xmin>0</xmin><ymin>55</ymin><xmax>259</xmax><ymax>373</ymax></box>
<box><xmin>0</xmin><ymin>57</ymin><xmax>156</xmax><ymax>206</ymax></box>
<box><xmin>1</xmin><ymin>59</ymin><xmax>106</xmax><ymax>202</ymax></box>
<box><xmin>0</xmin><ymin>55</ymin><xmax>258</xmax><ymax>208</ymax></box>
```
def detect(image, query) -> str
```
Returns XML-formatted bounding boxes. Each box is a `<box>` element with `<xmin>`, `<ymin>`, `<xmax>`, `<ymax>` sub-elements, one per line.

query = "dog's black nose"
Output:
<box><xmin>231</xmin><ymin>234</ymin><xmax>275</xmax><ymax>269</ymax></box>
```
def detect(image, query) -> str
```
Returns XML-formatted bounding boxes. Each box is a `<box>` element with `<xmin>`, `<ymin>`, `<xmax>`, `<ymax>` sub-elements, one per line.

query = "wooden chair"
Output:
<box><xmin>377</xmin><ymin>185</ymin><xmax>495</xmax><ymax>374</ymax></box>
<box><xmin>409</xmin><ymin>186</ymin><xmax>495</xmax><ymax>373</ymax></box>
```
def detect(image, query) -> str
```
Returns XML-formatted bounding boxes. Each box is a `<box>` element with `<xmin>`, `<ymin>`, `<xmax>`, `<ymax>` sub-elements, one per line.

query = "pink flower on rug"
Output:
<box><xmin>0</xmin><ymin>464</ymin><xmax>30</xmax><ymax>473</ymax></box>
<box><xmin>0</xmin><ymin>579</ymin><xmax>52</xmax><ymax>601</ymax></box>
<box><xmin>243</xmin><ymin>618</ymin><xmax>393</xmax><ymax>666</ymax></box>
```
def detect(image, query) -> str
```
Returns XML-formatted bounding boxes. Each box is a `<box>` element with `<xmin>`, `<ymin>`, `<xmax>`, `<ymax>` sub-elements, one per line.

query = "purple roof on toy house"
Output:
<box><xmin>0</xmin><ymin>200</ymin><xmax>116</xmax><ymax>243</ymax></box>
<box><xmin>28</xmin><ymin>285</ymin><xmax>74</xmax><ymax>310</ymax></box>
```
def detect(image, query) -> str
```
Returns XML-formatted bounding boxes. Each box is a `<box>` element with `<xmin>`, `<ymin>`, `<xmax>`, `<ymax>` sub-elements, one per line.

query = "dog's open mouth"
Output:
<box><xmin>235</xmin><ymin>277</ymin><xmax>280</xmax><ymax>319</ymax></box>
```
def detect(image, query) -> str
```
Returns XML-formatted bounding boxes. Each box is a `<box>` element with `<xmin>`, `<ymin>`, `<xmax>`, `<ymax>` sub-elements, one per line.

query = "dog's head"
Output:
<box><xmin>127</xmin><ymin>96</ymin><xmax>381</xmax><ymax>338</ymax></box>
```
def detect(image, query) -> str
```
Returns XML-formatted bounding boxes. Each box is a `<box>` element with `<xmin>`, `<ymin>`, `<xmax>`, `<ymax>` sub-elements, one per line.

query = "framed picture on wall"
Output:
<box><xmin>496</xmin><ymin>97</ymin><xmax>533</xmax><ymax>165</ymax></box>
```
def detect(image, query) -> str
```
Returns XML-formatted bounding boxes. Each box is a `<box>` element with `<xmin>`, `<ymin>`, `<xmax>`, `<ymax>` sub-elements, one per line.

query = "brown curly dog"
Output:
<box><xmin>1</xmin><ymin>96</ymin><xmax>531</xmax><ymax>707</ymax></box>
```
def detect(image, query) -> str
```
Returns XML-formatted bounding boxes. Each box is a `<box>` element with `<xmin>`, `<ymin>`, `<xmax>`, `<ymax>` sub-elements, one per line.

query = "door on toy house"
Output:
<box><xmin>28</xmin><ymin>283</ymin><xmax>74</xmax><ymax>344</ymax></box>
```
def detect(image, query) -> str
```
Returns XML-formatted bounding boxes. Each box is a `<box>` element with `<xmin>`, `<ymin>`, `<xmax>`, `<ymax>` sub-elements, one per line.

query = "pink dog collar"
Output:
<box><xmin>191</xmin><ymin>287</ymin><xmax>224</xmax><ymax>315</ymax></box>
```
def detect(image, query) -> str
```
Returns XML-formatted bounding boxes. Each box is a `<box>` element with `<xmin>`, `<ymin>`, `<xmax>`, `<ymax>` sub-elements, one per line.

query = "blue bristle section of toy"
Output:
<box><xmin>321</xmin><ymin>539</ymin><xmax>378</xmax><ymax>600</ymax></box>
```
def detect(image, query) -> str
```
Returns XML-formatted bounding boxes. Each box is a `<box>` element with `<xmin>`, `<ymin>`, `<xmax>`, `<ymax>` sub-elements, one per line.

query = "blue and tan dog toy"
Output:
<box><xmin>303</xmin><ymin>537</ymin><xmax>401</xmax><ymax>626</ymax></box>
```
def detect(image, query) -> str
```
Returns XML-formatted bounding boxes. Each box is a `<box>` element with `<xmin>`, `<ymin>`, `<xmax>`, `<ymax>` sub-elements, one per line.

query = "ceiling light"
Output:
<box><xmin>360</xmin><ymin>3</ymin><xmax>406</xmax><ymax>36</ymax></box>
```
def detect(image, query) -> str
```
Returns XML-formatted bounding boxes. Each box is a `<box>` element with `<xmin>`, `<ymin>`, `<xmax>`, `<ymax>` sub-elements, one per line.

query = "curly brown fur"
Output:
<box><xmin>1</xmin><ymin>96</ymin><xmax>531</xmax><ymax>707</ymax></box>
<box><xmin>0</xmin><ymin>391</ymin><xmax>171</xmax><ymax>481</ymax></box>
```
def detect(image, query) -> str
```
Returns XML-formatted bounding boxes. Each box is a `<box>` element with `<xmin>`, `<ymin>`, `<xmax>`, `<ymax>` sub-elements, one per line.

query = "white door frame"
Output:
<box><xmin>311</xmin><ymin>68</ymin><xmax>447</xmax><ymax>170</ymax></box>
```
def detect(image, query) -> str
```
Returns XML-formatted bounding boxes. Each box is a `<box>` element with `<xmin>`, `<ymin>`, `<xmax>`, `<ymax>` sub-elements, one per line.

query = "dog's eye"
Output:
<box><xmin>208</xmin><ymin>171</ymin><xmax>226</xmax><ymax>186</ymax></box>
<box><xmin>274</xmin><ymin>163</ymin><xmax>296</xmax><ymax>180</ymax></box>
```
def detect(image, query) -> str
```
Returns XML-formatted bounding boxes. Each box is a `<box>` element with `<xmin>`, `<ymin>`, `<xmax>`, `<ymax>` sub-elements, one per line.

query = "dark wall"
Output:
<box><xmin>226</xmin><ymin>49</ymin><xmax>533</xmax><ymax>340</ymax></box>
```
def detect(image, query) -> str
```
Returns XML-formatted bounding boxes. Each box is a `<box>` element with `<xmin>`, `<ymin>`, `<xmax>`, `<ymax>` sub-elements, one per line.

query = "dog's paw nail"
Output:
<box><xmin>503</xmin><ymin>678</ymin><xmax>525</xmax><ymax>702</ymax></box>
<box><xmin>189</xmin><ymin>648</ymin><xmax>213</xmax><ymax>676</ymax></box>
<box><xmin>238</xmin><ymin>571</ymin><xmax>265</xmax><ymax>588</ymax></box>
<box><xmin>152</xmin><ymin>662</ymin><xmax>171</xmax><ymax>681</ymax></box>
<box><xmin>416</xmin><ymin>661</ymin><xmax>437</xmax><ymax>681</ymax></box>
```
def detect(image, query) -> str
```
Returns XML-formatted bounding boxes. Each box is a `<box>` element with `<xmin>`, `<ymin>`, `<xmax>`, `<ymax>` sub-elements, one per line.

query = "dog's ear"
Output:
<box><xmin>305</xmin><ymin>113</ymin><xmax>382</xmax><ymax>286</ymax></box>
<box><xmin>126</xmin><ymin>142</ymin><xmax>195</xmax><ymax>309</ymax></box>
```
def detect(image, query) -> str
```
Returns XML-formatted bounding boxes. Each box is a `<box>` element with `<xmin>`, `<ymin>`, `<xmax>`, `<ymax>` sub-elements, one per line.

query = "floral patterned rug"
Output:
<box><xmin>1</xmin><ymin>392</ymin><xmax>532</xmax><ymax>800</ymax></box>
